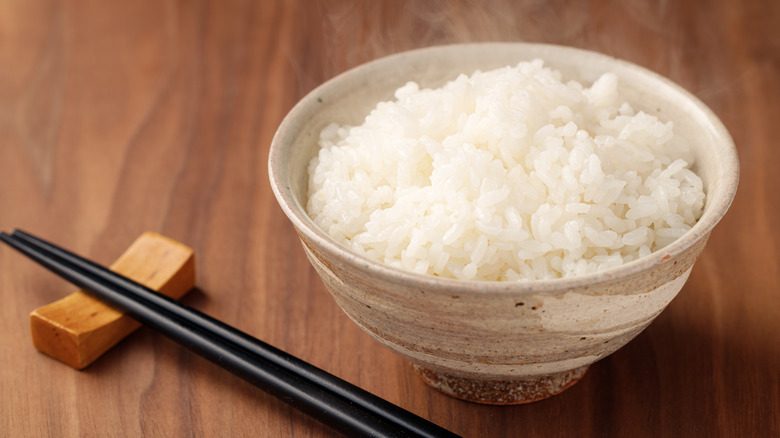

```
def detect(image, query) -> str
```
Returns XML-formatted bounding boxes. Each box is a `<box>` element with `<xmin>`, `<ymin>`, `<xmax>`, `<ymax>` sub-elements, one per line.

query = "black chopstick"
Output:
<box><xmin>0</xmin><ymin>230</ymin><xmax>460</xmax><ymax>438</ymax></box>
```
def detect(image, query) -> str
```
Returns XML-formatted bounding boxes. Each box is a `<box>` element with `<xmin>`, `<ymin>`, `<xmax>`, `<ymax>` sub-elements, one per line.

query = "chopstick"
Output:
<box><xmin>0</xmin><ymin>230</ymin><xmax>460</xmax><ymax>438</ymax></box>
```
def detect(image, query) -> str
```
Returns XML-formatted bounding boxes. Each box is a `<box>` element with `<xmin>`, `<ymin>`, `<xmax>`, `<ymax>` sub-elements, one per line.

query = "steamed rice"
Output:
<box><xmin>306</xmin><ymin>60</ymin><xmax>705</xmax><ymax>281</ymax></box>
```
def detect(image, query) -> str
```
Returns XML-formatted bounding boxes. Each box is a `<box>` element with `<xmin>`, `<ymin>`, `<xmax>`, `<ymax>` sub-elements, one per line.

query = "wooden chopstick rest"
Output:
<box><xmin>29</xmin><ymin>232</ymin><xmax>196</xmax><ymax>369</ymax></box>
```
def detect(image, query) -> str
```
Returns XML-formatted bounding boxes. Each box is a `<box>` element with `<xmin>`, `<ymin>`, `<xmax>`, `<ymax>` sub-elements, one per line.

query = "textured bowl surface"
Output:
<box><xmin>268</xmin><ymin>43</ymin><xmax>739</xmax><ymax>404</ymax></box>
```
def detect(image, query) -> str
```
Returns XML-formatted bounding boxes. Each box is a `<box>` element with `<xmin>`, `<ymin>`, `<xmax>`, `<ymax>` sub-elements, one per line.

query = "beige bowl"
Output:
<box><xmin>268</xmin><ymin>43</ymin><xmax>739</xmax><ymax>404</ymax></box>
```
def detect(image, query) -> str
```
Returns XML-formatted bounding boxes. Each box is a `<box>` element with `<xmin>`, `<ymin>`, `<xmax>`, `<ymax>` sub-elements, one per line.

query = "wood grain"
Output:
<box><xmin>1</xmin><ymin>0</ymin><xmax>778</xmax><ymax>436</ymax></box>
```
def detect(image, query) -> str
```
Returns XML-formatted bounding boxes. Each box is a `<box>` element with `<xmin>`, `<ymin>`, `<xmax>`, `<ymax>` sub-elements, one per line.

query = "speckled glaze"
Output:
<box><xmin>269</xmin><ymin>43</ymin><xmax>739</xmax><ymax>404</ymax></box>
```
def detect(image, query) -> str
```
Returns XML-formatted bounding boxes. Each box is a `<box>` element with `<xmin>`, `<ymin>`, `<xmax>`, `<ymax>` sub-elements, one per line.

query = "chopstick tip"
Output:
<box><xmin>0</xmin><ymin>231</ymin><xmax>16</xmax><ymax>246</ymax></box>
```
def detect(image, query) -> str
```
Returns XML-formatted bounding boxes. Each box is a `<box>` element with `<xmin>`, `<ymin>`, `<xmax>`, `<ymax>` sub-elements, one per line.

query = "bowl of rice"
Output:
<box><xmin>268</xmin><ymin>43</ymin><xmax>739</xmax><ymax>404</ymax></box>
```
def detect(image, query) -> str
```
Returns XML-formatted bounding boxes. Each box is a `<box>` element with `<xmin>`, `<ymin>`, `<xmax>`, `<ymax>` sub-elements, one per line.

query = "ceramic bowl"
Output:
<box><xmin>268</xmin><ymin>43</ymin><xmax>739</xmax><ymax>404</ymax></box>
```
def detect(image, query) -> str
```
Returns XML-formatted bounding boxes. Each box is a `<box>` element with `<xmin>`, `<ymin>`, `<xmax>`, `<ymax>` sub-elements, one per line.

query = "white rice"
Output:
<box><xmin>306</xmin><ymin>60</ymin><xmax>705</xmax><ymax>281</ymax></box>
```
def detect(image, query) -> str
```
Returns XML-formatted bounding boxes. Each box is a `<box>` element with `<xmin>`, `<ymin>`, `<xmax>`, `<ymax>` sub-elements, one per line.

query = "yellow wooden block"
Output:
<box><xmin>29</xmin><ymin>232</ymin><xmax>196</xmax><ymax>369</ymax></box>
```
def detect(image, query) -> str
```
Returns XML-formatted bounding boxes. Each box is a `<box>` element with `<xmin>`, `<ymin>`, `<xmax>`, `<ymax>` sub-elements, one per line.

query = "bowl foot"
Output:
<box><xmin>411</xmin><ymin>364</ymin><xmax>588</xmax><ymax>405</ymax></box>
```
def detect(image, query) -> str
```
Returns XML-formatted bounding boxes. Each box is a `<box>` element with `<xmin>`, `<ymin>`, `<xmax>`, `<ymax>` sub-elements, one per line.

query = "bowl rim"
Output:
<box><xmin>268</xmin><ymin>42</ymin><xmax>740</xmax><ymax>296</ymax></box>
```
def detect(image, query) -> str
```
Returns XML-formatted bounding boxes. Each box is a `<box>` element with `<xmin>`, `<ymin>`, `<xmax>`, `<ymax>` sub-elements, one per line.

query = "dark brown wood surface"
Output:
<box><xmin>1</xmin><ymin>1</ymin><xmax>778</xmax><ymax>437</ymax></box>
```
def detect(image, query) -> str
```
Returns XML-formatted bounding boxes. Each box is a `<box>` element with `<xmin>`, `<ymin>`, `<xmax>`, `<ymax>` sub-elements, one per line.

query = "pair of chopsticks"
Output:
<box><xmin>0</xmin><ymin>230</ymin><xmax>459</xmax><ymax>438</ymax></box>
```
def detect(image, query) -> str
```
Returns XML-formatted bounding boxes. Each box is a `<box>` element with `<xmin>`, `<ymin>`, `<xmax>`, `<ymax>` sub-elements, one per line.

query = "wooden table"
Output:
<box><xmin>1</xmin><ymin>1</ymin><xmax>778</xmax><ymax>436</ymax></box>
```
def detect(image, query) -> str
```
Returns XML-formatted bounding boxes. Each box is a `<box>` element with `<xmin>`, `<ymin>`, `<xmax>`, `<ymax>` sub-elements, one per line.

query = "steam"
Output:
<box><xmin>286</xmin><ymin>0</ymin><xmax>739</xmax><ymax>103</ymax></box>
<box><xmin>307</xmin><ymin>1</ymin><xmax>596</xmax><ymax>78</ymax></box>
